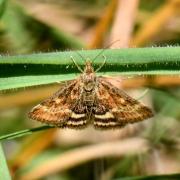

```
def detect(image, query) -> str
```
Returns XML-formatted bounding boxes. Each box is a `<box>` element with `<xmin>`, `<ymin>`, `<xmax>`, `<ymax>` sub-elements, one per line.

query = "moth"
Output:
<box><xmin>28</xmin><ymin>60</ymin><xmax>153</xmax><ymax>129</ymax></box>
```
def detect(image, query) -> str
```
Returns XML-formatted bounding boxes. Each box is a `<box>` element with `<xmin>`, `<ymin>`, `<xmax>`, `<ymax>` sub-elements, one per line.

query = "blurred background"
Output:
<box><xmin>0</xmin><ymin>0</ymin><xmax>180</xmax><ymax>179</ymax></box>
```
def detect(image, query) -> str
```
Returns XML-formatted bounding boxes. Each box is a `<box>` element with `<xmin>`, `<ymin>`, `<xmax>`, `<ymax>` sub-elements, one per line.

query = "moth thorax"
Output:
<box><xmin>84</xmin><ymin>81</ymin><xmax>95</xmax><ymax>91</ymax></box>
<box><xmin>82</xmin><ymin>74</ymin><xmax>96</xmax><ymax>91</ymax></box>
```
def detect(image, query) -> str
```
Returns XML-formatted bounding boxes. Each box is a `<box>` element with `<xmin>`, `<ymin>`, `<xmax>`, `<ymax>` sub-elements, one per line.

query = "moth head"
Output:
<box><xmin>84</xmin><ymin>60</ymin><xmax>94</xmax><ymax>74</ymax></box>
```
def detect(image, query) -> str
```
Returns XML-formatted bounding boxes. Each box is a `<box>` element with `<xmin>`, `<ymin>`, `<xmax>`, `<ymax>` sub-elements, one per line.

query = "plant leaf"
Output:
<box><xmin>0</xmin><ymin>143</ymin><xmax>11</xmax><ymax>180</ymax></box>
<box><xmin>0</xmin><ymin>47</ymin><xmax>180</xmax><ymax>91</ymax></box>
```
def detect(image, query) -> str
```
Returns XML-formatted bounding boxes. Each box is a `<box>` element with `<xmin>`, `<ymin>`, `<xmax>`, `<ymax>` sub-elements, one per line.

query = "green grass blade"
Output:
<box><xmin>1</xmin><ymin>1</ymin><xmax>84</xmax><ymax>53</ymax></box>
<box><xmin>0</xmin><ymin>143</ymin><xmax>11</xmax><ymax>180</ymax></box>
<box><xmin>0</xmin><ymin>0</ymin><xmax>7</xmax><ymax>18</ymax></box>
<box><xmin>0</xmin><ymin>126</ymin><xmax>53</xmax><ymax>141</ymax></box>
<box><xmin>1</xmin><ymin>1</ymin><xmax>35</xmax><ymax>53</ymax></box>
<box><xmin>0</xmin><ymin>47</ymin><xmax>180</xmax><ymax>91</ymax></box>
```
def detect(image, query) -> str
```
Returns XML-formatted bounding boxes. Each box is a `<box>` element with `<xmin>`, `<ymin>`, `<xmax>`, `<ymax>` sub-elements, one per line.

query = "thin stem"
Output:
<box><xmin>0</xmin><ymin>125</ymin><xmax>54</xmax><ymax>141</ymax></box>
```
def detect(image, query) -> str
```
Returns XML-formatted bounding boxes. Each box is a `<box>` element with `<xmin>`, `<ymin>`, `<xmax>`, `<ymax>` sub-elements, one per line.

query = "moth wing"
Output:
<box><xmin>94</xmin><ymin>77</ymin><xmax>153</xmax><ymax>129</ymax></box>
<box><xmin>28</xmin><ymin>80</ymin><xmax>87</xmax><ymax>128</ymax></box>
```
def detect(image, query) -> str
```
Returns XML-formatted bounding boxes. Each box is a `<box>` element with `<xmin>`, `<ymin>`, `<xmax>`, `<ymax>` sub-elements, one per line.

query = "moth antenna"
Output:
<box><xmin>136</xmin><ymin>89</ymin><xmax>149</xmax><ymax>100</ymax></box>
<box><xmin>72</xmin><ymin>40</ymin><xmax>119</xmax><ymax>72</ymax></box>
<box><xmin>75</xmin><ymin>50</ymin><xmax>86</xmax><ymax>62</ymax></box>
<box><xmin>70</xmin><ymin>56</ymin><xmax>83</xmax><ymax>72</ymax></box>
<box><xmin>95</xmin><ymin>55</ymin><xmax>106</xmax><ymax>72</ymax></box>
<box><xmin>92</xmin><ymin>39</ymin><xmax>120</xmax><ymax>63</ymax></box>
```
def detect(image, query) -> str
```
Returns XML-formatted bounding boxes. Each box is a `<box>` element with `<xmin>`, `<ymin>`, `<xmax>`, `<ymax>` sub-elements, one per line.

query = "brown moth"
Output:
<box><xmin>28</xmin><ymin>60</ymin><xmax>153</xmax><ymax>129</ymax></box>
